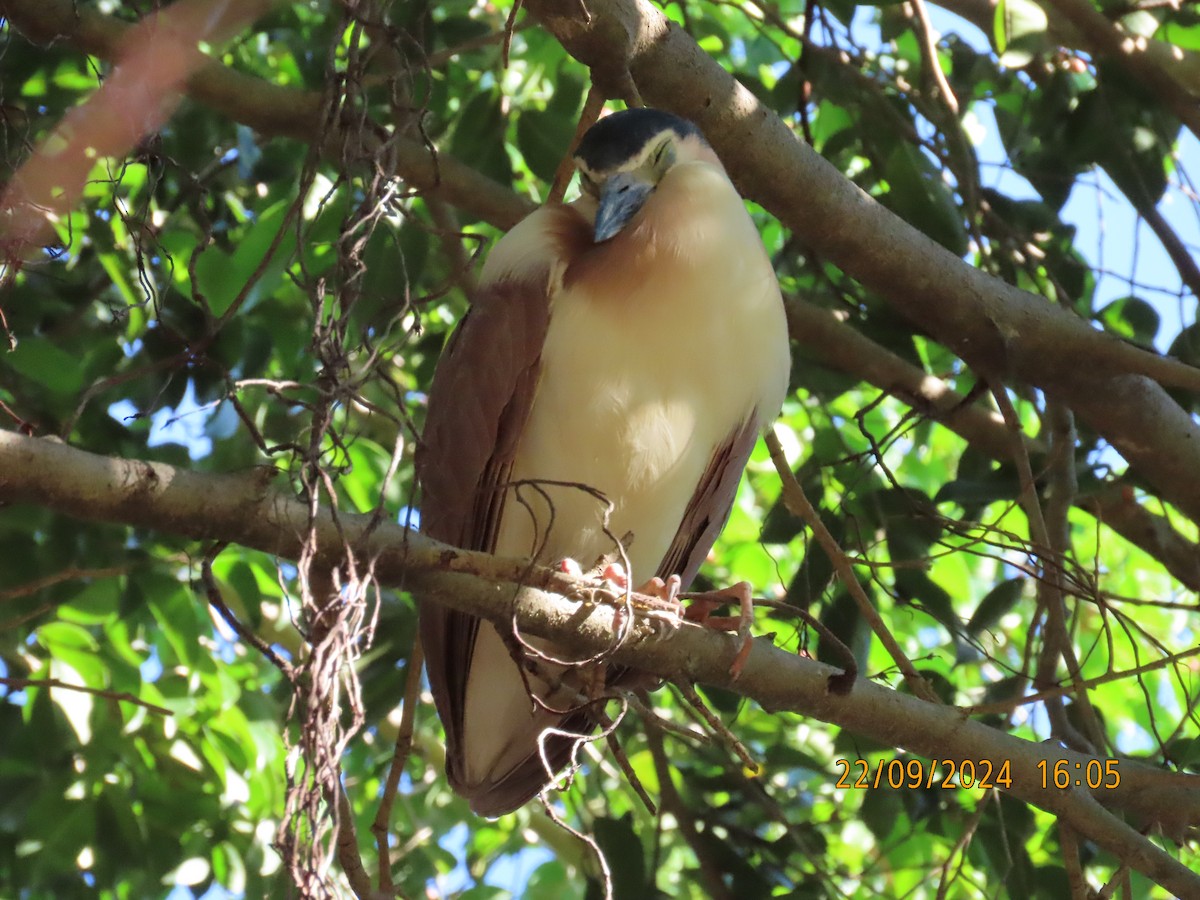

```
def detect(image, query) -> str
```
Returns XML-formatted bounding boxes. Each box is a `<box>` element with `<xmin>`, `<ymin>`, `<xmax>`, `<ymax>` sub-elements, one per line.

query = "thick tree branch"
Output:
<box><xmin>0</xmin><ymin>0</ymin><xmax>533</xmax><ymax>231</ymax></box>
<box><xmin>0</xmin><ymin>0</ymin><xmax>277</xmax><ymax>267</ymax></box>
<box><xmin>5</xmin><ymin>0</ymin><xmax>1196</xmax><ymax>585</ymax></box>
<box><xmin>523</xmin><ymin>0</ymin><xmax>1200</xmax><ymax>524</ymax></box>
<box><xmin>1</xmin><ymin>429</ymin><xmax>1198</xmax><ymax>895</ymax></box>
<box><xmin>4</xmin><ymin>0</ymin><xmax>1194</xmax><ymax>586</ymax></box>
<box><xmin>1036</xmin><ymin>0</ymin><xmax>1200</xmax><ymax>139</ymax></box>
<box><xmin>784</xmin><ymin>297</ymin><xmax>1200</xmax><ymax>590</ymax></box>
<box><xmin>935</xmin><ymin>0</ymin><xmax>1200</xmax><ymax>98</ymax></box>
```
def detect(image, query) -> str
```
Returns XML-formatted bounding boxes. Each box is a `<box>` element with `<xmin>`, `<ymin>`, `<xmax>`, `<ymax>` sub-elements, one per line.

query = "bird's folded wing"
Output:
<box><xmin>656</xmin><ymin>416</ymin><xmax>763</xmax><ymax>586</ymax></box>
<box><xmin>415</xmin><ymin>266</ymin><xmax>552</xmax><ymax>764</ymax></box>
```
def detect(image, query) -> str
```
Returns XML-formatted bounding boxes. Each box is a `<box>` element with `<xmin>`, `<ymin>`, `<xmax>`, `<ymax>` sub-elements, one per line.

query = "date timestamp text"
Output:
<box><xmin>835</xmin><ymin>758</ymin><xmax>1012</xmax><ymax>790</ymax></box>
<box><xmin>833</xmin><ymin>758</ymin><xmax>1122</xmax><ymax>790</ymax></box>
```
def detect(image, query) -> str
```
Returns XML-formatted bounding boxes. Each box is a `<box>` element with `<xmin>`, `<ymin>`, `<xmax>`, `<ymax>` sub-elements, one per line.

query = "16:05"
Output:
<box><xmin>1037</xmin><ymin>758</ymin><xmax>1121</xmax><ymax>789</ymax></box>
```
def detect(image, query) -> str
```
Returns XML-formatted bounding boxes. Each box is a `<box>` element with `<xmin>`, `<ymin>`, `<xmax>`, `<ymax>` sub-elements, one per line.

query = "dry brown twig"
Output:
<box><xmin>547</xmin><ymin>83</ymin><xmax>607</xmax><ymax>204</ymax></box>
<box><xmin>371</xmin><ymin>638</ymin><xmax>424</xmax><ymax>892</ymax></box>
<box><xmin>0</xmin><ymin>676</ymin><xmax>173</xmax><ymax>716</ymax></box>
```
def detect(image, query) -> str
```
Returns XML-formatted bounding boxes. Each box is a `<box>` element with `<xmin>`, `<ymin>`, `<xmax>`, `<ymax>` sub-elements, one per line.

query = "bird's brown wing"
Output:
<box><xmin>415</xmin><ymin>274</ymin><xmax>551</xmax><ymax>782</ymax></box>
<box><xmin>415</xmin><ymin>204</ymin><xmax>598</xmax><ymax>810</ymax></box>
<box><xmin>655</xmin><ymin>416</ymin><xmax>763</xmax><ymax>586</ymax></box>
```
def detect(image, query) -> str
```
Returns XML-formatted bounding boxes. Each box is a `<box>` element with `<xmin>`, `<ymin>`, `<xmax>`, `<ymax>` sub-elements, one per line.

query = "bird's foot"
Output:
<box><xmin>682</xmin><ymin>581</ymin><xmax>755</xmax><ymax>680</ymax></box>
<box><xmin>600</xmin><ymin>564</ymin><xmax>684</xmax><ymax>633</ymax></box>
<box><xmin>558</xmin><ymin>557</ymin><xmax>585</xmax><ymax>578</ymax></box>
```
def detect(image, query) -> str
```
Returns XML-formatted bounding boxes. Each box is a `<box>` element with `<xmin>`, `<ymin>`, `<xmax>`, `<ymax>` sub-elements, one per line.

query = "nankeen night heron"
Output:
<box><xmin>416</xmin><ymin>108</ymin><xmax>790</xmax><ymax>816</ymax></box>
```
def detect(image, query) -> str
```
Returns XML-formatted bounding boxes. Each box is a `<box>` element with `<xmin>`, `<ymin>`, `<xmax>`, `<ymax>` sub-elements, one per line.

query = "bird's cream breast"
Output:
<box><xmin>495</xmin><ymin>167</ymin><xmax>789</xmax><ymax>579</ymax></box>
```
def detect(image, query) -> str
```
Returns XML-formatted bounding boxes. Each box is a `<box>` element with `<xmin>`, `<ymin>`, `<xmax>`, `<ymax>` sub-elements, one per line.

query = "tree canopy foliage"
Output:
<box><xmin>1</xmin><ymin>0</ymin><xmax>1199</xmax><ymax>897</ymax></box>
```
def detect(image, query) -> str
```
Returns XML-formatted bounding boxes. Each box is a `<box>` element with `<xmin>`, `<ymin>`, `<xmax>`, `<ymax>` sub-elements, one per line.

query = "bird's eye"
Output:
<box><xmin>651</xmin><ymin>140</ymin><xmax>672</xmax><ymax>168</ymax></box>
<box><xmin>579</xmin><ymin>173</ymin><xmax>599</xmax><ymax>196</ymax></box>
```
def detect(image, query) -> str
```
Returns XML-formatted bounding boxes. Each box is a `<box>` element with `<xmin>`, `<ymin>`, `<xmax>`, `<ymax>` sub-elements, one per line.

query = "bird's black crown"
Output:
<box><xmin>574</xmin><ymin>109</ymin><xmax>703</xmax><ymax>171</ymax></box>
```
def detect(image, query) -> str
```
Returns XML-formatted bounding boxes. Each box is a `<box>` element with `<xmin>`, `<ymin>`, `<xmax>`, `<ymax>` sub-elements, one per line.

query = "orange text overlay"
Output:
<box><xmin>835</xmin><ymin>758</ymin><xmax>1013</xmax><ymax>790</ymax></box>
<box><xmin>834</xmin><ymin>757</ymin><xmax>1122</xmax><ymax>791</ymax></box>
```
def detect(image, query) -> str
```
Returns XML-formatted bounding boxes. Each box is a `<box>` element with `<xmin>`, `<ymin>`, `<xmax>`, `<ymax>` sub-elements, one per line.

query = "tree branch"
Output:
<box><xmin>1036</xmin><ymin>0</ymin><xmax>1200</xmax><ymax>141</ymax></box>
<box><xmin>934</xmin><ymin>0</ymin><xmax>1200</xmax><ymax>98</ymax></box>
<box><xmin>782</xmin><ymin>296</ymin><xmax>1200</xmax><ymax>590</ymax></box>
<box><xmin>1</xmin><ymin>429</ymin><xmax>1198</xmax><ymax>895</ymax></box>
<box><xmin>0</xmin><ymin>0</ymin><xmax>534</xmax><ymax>231</ymax></box>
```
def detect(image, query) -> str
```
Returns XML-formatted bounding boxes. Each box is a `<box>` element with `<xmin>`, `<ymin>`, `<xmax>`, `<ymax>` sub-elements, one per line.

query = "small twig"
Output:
<box><xmin>0</xmin><ymin>397</ymin><xmax>33</xmax><ymax>432</ymax></box>
<box><xmin>425</xmin><ymin>23</ymin><xmax>533</xmax><ymax>68</ymax></box>
<box><xmin>935</xmin><ymin>797</ymin><xmax>987</xmax><ymax>899</ymax></box>
<box><xmin>909</xmin><ymin>0</ymin><xmax>958</xmax><ymax>115</ymax></box>
<box><xmin>1097</xmin><ymin>860</ymin><xmax>1133</xmax><ymax>899</ymax></box>
<box><xmin>334</xmin><ymin>783</ymin><xmax>386</xmax><ymax>900</ymax></box>
<box><xmin>1059</xmin><ymin>820</ymin><xmax>1087</xmax><ymax>899</ymax></box>
<box><xmin>990</xmin><ymin>387</ymin><xmax>1106</xmax><ymax>752</ymax></box>
<box><xmin>501</xmin><ymin>0</ymin><xmax>524</xmax><ymax>68</ymax></box>
<box><xmin>0</xmin><ymin>603</ymin><xmax>57</xmax><ymax>631</ymax></box>
<box><xmin>425</xmin><ymin>198</ymin><xmax>478</xmax><ymax>297</ymax></box>
<box><xmin>764</xmin><ymin>430</ymin><xmax>936</xmax><ymax>702</ymax></box>
<box><xmin>963</xmin><ymin>643</ymin><xmax>1200</xmax><ymax>715</ymax></box>
<box><xmin>601</xmin><ymin>716</ymin><xmax>657</xmax><ymax>814</ymax></box>
<box><xmin>539</xmin><ymin>793</ymin><xmax>614</xmax><ymax>900</ymax></box>
<box><xmin>548</xmin><ymin>84</ymin><xmax>607</xmax><ymax>204</ymax></box>
<box><xmin>644</xmin><ymin>719</ymin><xmax>734</xmax><ymax>900</ymax></box>
<box><xmin>675</xmin><ymin>682</ymin><xmax>759</xmax><ymax>775</ymax></box>
<box><xmin>371</xmin><ymin>637</ymin><xmax>424</xmax><ymax>890</ymax></box>
<box><xmin>0</xmin><ymin>565</ymin><xmax>131</xmax><ymax>602</ymax></box>
<box><xmin>0</xmin><ymin>676</ymin><xmax>173</xmax><ymax>716</ymax></box>
<box><xmin>201</xmin><ymin>543</ymin><xmax>296</xmax><ymax>679</ymax></box>
<box><xmin>623</xmin><ymin>689</ymin><xmax>710</xmax><ymax>743</ymax></box>
<box><xmin>738</xmin><ymin>597</ymin><xmax>856</xmax><ymax>693</ymax></box>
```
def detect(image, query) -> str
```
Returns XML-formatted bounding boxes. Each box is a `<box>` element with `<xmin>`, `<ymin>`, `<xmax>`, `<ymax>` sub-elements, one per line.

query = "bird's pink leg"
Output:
<box><xmin>599</xmin><ymin>563</ymin><xmax>679</xmax><ymax>600</ymax></box>
<box><xmin>602</xmin><ymin>565</ymin><xmax>752</xmax><ymax>674</ymax></box>
<box><xmin>682</xmin><ymin>581</ymin><xmax>755</xmax><ymax>679</ymax></box>
<box><xmin>599</xmin><ymin>564</ymin><xmax>684</xmax><ymax>632</ymax></box>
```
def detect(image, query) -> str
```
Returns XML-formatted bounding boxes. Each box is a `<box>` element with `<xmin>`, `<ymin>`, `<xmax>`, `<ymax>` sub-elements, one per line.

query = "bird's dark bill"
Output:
<box><xmin>594</xmin><ymin>172</ymin><xmax>654</xmax><ymax>242</ymax></box>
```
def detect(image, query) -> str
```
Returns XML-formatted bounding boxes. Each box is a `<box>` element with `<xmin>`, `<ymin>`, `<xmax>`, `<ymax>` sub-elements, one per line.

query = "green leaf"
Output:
<box><xmin>967</xmin><ymin>578</ymin><xmax>1026</xmax><ymax>635</ymax></box>
<box><xmin>1</xmin><ymin>337</ymin><xmax>87</xmax><ymax>395</ymax></box>
<box><xmin>592</xmin><ymin>814</ymin><xmax>647</xmax><ymax>899</ymax></box>
<box><xmin>526</xmin><ymin>861</ymin><xmax>585</xmax><ymax>900</ymax></box>
<box><xmin>880</xmin><ymin>144</ymin><xmax>969</xmax><ymax>256</ymax></box>
<box><xmin>935</xmin><ymin>462</ymin><xmax>1021</xmax><ymax>513</ymax></box>
<box><xmin>1169</xmin><ymin>322</ymin><xmax>1200</xmax><ymax>367</ymax></box>
<box><xmin>450</xmin><ymin>89</ymin><xmax>513</xmax><ymax>188</ymax></box>
<box><xmin>1157</xmin><ymin>21</ymin><xmax>1200</xmax><ymax>52</ymax></box>
<box><xmin>1068</xmin><ymin>62</ymin><xmax>1180</xmax><ymax>208</ymax></box>
<box><xmin>192</xmin><ymin>199</ymin><xmax>299</xmax><ymax>318</ymax></box>
<box><xmin>58</xmin><ymin>579</ymin><xmax>121</xmax><ymax>625</ymax></box>
<box><xmin>516</xmin><ymin>70</ymin><xmax>585</xmax><ymax>183</ymax></box>
<box><xmin>863</xmin><ymin>487</ymin><xmax>943</xmax><ymax>563</ymax></box>
<box><xmin>1097</xmin><ymin>296</ymin><xmax>1159</xmax><ymax>345</ymax></box>
<box><xmin>1164</xmin><ymin>735</ymin><xmax>1200</xmax><ymax>769</ymax></box>
<box><xmin>894</xmin><ymin>570</ymin><xmax>959</xmax><ymax>638</ymax></box>
<box><xmin>994</xmin><ymin>0</ymin><xmax>1049</xmax><ymax>67</ymax></box>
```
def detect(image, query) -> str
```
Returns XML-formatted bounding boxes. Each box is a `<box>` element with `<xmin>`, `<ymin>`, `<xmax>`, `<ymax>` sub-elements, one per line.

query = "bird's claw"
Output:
<box><xmin>683</xmin><ymin>581</ymin><xmax>755</xmax><ymax>680</ymax></box>
<box><xmin>561</xmin><ymin>560</ymin><xmax>754</xmax><ymax>665</ymax></box>
<box><xmin>559</xmin><ymin>557</ymin><xmax>585</xmax><ymax>578</ymax></box>
<box><xmin>596</xmin><ymin>564</ymin><xmax>684</xmax><ymax>635</ymax></box>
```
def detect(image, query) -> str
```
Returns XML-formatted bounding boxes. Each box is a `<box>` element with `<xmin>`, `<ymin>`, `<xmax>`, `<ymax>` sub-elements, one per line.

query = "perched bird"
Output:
<box><xmin>416</xmin><ymin>108</ymin><xmax>790</xmax><ymax>816</ymax></box>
